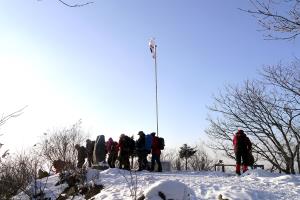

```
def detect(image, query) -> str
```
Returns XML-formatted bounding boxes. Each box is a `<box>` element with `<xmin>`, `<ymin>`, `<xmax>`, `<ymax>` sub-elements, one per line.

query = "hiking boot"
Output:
<box><xmin>242</xmin><ymin>165</ymin><xmax>248</xmax><ymax>173</ymax></box>
<box><xmin>235</xmin><ymin>164</ymin><xmax>241</xmax><ymax>175</ymax></box>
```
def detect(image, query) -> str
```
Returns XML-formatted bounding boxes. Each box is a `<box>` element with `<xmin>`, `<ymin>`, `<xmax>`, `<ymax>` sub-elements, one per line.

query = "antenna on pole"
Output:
<box><xmin>149</xmin><ymin>38</ymin><xmax>159</xmax><ymax>137</ymax></box>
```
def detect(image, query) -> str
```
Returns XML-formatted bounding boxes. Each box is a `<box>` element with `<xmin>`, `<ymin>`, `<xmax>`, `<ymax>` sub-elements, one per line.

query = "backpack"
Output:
<box><xmin>158</xmin><ymin>137</ymin><xmax>165</xmax><ymax>150</ymax></box>
<box><xmin>145</xmin><ymin>134</ymin><xmax>153</xmax><ymax>151</ymax></box>
<box><xmin>236</xmin><ymin>134</ymin><xmax>247</xmax><ymax>152</ymax></box>
<box><xmin>247</xmin><ymin>152</ymin><xmax>255</xmax><ymax>166</ymax></box>
<box><xmin>124</xmin><ymin>136</ymin><xmax>135</xmax><ymax>152</ymax></box>
<box><xmin>111</xmin><ymin>142</ymin><xmax>118</xmax><ymax>153</ymax></box>
<box><xmin>79</xmin><ymin>146</ymin><xmax>87</xmax><ymax>159</ymax></box>
<box><xmin>129</xmin><ymin>137</ymin><xmax>135</xmax><ymax>152</ymax></box>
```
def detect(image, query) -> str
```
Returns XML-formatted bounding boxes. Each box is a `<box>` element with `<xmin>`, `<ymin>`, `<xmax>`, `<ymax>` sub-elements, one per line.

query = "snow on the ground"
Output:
<box><xmin>14</xmin><ymin>168</ymin><xmax>300</xmax><ymax>200</ymax></box>
<box><xmin>142</xmin><ymin>179</ymin><xmax>197</xmax><ymax>200</ymax></box>
<box><xmin>13</xmin><ymin>173</ymin><xmax>69</xmax><ymax>200</ymax></box>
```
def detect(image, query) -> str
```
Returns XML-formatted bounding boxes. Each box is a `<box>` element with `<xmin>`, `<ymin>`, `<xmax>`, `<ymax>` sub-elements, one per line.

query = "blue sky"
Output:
<box><xmin>0</xmin><ymin>0</ymin><xmax>299</xmax><ymax>152</ymax></box>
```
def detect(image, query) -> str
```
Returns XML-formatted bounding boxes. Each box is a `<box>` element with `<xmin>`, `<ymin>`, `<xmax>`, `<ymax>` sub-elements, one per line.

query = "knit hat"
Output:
<box><xmin>138</xmin><ymin>131</ymin><xmax>145</xmax><ymax>135</ymax></box>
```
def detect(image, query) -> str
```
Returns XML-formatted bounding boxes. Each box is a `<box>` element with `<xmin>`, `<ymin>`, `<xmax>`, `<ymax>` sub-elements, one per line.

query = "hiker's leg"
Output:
<box><xmin>235</xmin><ymin>152</ymin><xmax>242</xmax><ymax>175</ymax></box>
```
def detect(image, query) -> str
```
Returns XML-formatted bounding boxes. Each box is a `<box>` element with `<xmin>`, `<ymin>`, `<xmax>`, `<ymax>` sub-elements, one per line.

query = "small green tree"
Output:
<box><xmin>179</xmin><ymin>144</ymin><xmax>197</xmax><ymax>170</ymax></box>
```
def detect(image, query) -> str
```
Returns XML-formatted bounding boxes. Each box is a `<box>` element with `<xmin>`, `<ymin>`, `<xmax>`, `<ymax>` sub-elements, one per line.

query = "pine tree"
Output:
<box><xmin>179</xmin><ymin>144</ymin><xmax>197</xmax><ymax>170</ymax></box>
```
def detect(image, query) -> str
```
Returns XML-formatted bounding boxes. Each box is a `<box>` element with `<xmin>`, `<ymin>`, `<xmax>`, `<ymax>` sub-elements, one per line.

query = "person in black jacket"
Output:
<box><xmin>75</xmin><ymin>144</ymin><xmax>87</xmax><ymax>168</ymax></box>
<box><xmin>86</xmin><ymin>139</ymin><xmax>95</xmax><ymax>167</ymax></box>
<box><xmin>233</xmin><ymin>129</ymin><xmax>252</xmax><ymax>175</ymax></box>
<box><xmin>136</xmin><ymin>131</ymin><xmax>148</xmax><ymax>171</ymax></box>
<box><xmin>118</xmin><ymin>134</ymin><xmax>130</xmax><ymax>170</ymax></box>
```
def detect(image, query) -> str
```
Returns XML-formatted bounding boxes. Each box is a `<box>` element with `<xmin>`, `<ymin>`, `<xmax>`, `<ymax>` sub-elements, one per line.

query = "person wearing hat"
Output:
<box><xmin>136</xmin><ymin>131</ymin><xmax>148</xmax><ymax>171</ymax></box>
<box><xmin>150</xmin><ymin>132</ymin><xmax>162</xmax><ymax>172</ymax></box>
<box><xmin>233</xmin><ymin>129</ymin><xmax>252</xmax><ymax>175</ymax></box>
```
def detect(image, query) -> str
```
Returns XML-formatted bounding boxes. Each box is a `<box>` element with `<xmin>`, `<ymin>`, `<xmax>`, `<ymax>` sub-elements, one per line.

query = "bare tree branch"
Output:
<box><xmin>0</xmin><ymin>106</ymin><xmax>27</xmax><ymax>127</ymax></box>
<box><xmin>57</xmin><ymin>0</ymin><xmax>93</xmax><ymax>7</ymax></box>
<box><xmin>206</xmin><ymin>63</ymin><xmax>300</xmax><ymax>174</ymax></box>
<box><xmin>242</xmin><ymin>0</ymin><xmax>300</xmax><ymax>40</ymax></box>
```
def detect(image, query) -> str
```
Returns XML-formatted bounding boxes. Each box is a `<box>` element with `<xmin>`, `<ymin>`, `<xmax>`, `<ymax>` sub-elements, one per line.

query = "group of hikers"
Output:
<box><xmin>74</xmin><ymin>131</ymin><xmax>164</xmax><ymax>172</ymax></box>
<box><xmin>73</xmin><ymin>129</ymin><xmax>252</xmax><ymax>175</ymax></box>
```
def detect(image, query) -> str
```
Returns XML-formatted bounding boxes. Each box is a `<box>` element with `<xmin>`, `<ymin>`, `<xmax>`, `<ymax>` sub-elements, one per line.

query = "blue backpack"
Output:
<box><xmin>145</xmin><ymin>134</ymin><xmax>153</xmax><ymax>152</ymax></box>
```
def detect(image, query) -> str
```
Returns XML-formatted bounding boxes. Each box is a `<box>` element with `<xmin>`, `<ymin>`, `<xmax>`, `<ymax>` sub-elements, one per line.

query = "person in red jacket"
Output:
<box><xmin>233</xmin><ymin>129</ymin><xmax>252</xmax><ymax>175</ymax></box>
<box><xmin>118</xmin><ymin>134</ymin><xmax>130</xmax><ymax>170</ymax></box>
<box><xmin>106</xmin><ymin>138</ymin><xmax>118</xmax><ymax>168</ymax></box>
<box><xmin>150</xmin><ymin>132</ymin><xmax>162</xmax><ymax>172</ymax></box>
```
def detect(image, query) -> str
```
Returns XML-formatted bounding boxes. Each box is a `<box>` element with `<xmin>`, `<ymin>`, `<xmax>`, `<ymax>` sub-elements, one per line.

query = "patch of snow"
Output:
<box><xmin>13</xmin><ymin>168</ymin><xmax>300</xmax><ymax>200</ymax></box>
<box><xmin>143</xmin><ymin>180</ymin><xmax>196</xmax><ymax>200</ymax></box>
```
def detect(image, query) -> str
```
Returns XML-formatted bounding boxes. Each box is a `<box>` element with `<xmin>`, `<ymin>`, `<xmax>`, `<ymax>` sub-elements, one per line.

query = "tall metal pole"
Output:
<box><xmin>149</xmin><ymin>38</ymin><xmax>159</xmax><ymax>137</ymax></box>
<box><xmin>154</xmin><ymin>44</ymin><xmax>159</xmax><ymax>137</ymax></box>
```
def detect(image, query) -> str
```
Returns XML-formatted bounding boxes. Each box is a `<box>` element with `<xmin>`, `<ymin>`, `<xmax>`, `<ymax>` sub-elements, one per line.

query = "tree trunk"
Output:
<box><xmin>290</xmin><ymin>158</ymin><xmax>295</xmax><ymax>174</ymax></box>
<box><xmin>185</xmin><ymin>158</ymin><xmax>188</xmax><ymax>170</ymax></box>
<box><xmin>297</xmin><ymin>147</ymin><xmax>300</xmax><ymax>174</ymax></box>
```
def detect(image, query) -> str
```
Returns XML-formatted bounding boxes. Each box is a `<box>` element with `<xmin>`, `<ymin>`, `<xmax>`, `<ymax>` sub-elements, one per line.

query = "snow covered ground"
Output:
<box><xmin>14</xmin><ymin>168</ymin><xmax>300</xmax><ymax>200</ymax></box>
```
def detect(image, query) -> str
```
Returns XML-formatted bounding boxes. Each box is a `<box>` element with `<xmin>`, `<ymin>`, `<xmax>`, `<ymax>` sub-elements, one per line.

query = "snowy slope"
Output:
<box><xmin>14</xmin><ymin>168</ymin><xmax>300</xmax><ymax>200</ymax></box>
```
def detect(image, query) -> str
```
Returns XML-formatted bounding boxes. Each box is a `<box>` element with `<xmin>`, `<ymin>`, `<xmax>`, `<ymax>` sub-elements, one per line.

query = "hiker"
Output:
<box><xmin>75</xmin><ymin>144</ymin><xmax>87</xmax><ymax>168</ymax></box>
<box><xmin>107</xmin><ymin>137</ymin><xmax>118</xmax><ymax>168</ymax></box>
<box><xmin>118</xmin><ymin>134</ymin><xmax>131</xmax><ymax>170</ymax></box>
<box><xmin>233</xmin><ymin>129</ymin><xmax>252</xmax><ymax>175</ymax></box>
<box><xmin>86</xmin><ymin>139</ymin><xmax>95</xmax><ymax>167</ymax></box>
<box><xmin>150</xmin><ymin>132</ymin><xmax>162</xmax><ymax>172</ymax></box>
<box><xmin>93</xmin><ymin>135</ymin><xmax>106</xmax><ymax>164</ymax></box>
<box><xmin>136</xmin><ymin>131</ymin><xmax>148</xmax><ymax>171</ymax></box>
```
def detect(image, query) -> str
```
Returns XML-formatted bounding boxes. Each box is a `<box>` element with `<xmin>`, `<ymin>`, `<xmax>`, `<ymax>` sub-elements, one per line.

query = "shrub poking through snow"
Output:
<box><xmin>56</xmin><ymin>169</ymin><xmax>104</xmax><ymax>199</ymax></box>
<box><xmin>218</xmin><ymin>194</ymin><xmax>229</xmax><ymax>200</ymax></box>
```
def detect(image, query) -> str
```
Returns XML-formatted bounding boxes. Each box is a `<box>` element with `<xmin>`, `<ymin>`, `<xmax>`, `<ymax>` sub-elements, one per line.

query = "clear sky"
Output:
<box><xmin>0</xmin><ymin>0</ymin><xmax>299</xmax><ymax>152</ymax></box>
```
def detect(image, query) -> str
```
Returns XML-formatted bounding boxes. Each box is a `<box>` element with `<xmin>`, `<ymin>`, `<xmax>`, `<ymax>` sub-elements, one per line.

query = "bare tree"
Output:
<box><xmin>0</xmin><ymin>106</ymin><xmax>27</xmax><ymax>162</ymax></box>
<box><xmin>206</xmin><ymin>66</ymin><xmax>300</xmax><ymax>174</ymax></box>
<box><xmin>35</xmin><ymin>120</ymin><xmax>87</xmax><ymax>168</ymax></box>
<box><xmin>243</xmin><ymin>0</ymin><xmax>300</xmax><ymax>40</ymax></box>
<box><xmin>175</xmin><ymin>157</ymin><xmax>182</xmax><ymax>171</ymax></box>
<box><xmin>0</xmin><ymin>152</ymin><xmax>42</xmax><ymax>199</ymax></box>
<box><xmin>261</xmin><ymin>61</ymin><xmax>300</xmax><ymax>173</ymax></box>
<box><xmin>190</xmin><ymin>144</ymin><xmax>215</xmax><ymax>171</ymax></box>
<box><xmin>160</xmin><ymin>148</ymin><xmax>180</xmax><ymax>170</ymax></box>
<box><xmin>262</xmin><ymin>60</ymin><xmax>300</xmax><ymax>97</ymax></box>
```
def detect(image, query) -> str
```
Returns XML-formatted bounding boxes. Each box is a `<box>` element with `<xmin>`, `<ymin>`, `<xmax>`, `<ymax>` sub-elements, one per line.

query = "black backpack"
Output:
<box><xmin>158</xmin><ymin>137</ymin><xmax>165</xmax><ymax>150</ymax></box>
<box><xmin>124</xmin><ymin>136</ymin><xmax>135</xmax><ymax>152</ymax></box>
<box><xmin>247</xmin><ymin>152</ymin><xmax>255</xmax><ymax>166</ymax></box>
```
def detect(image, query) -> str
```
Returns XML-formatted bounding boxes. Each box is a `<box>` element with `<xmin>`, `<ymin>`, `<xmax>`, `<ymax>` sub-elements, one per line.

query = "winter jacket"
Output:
<box><xmin>77</xmin><ymin>146</ymin><xmax>87</xmax><ymax>161</ymax></box>
<box><xmin>151</xmin><ymin>136</ymin><xmax>161</xmax><ymax>155</ymax></box>
<box><xmin>118</xmin><ymin>135</ymin><xmax>130</xmax><ymax>154</ymax></box>
<box><xmin>111</xmin><ymin>142</ymin><xmax>119</xmax><ymax>154</ymax></box>
<box><xmin>233</xmin><ymin>130</ymin><xmax>252</xmax><ymax>153</ymax></box>
<box><xmin>106</xmin><ymin>138</ymin><xmax>114</xmax><ymax>153</ymax></box>
<box><xmin>86</xmin><ymin>140</ymin><xmax>95</xmax><ymax>155</ymax></box>
<box><xmin>136</xmin><ymin>135</ymin><xmax>146</xmax><ymax>151</ymax></box>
